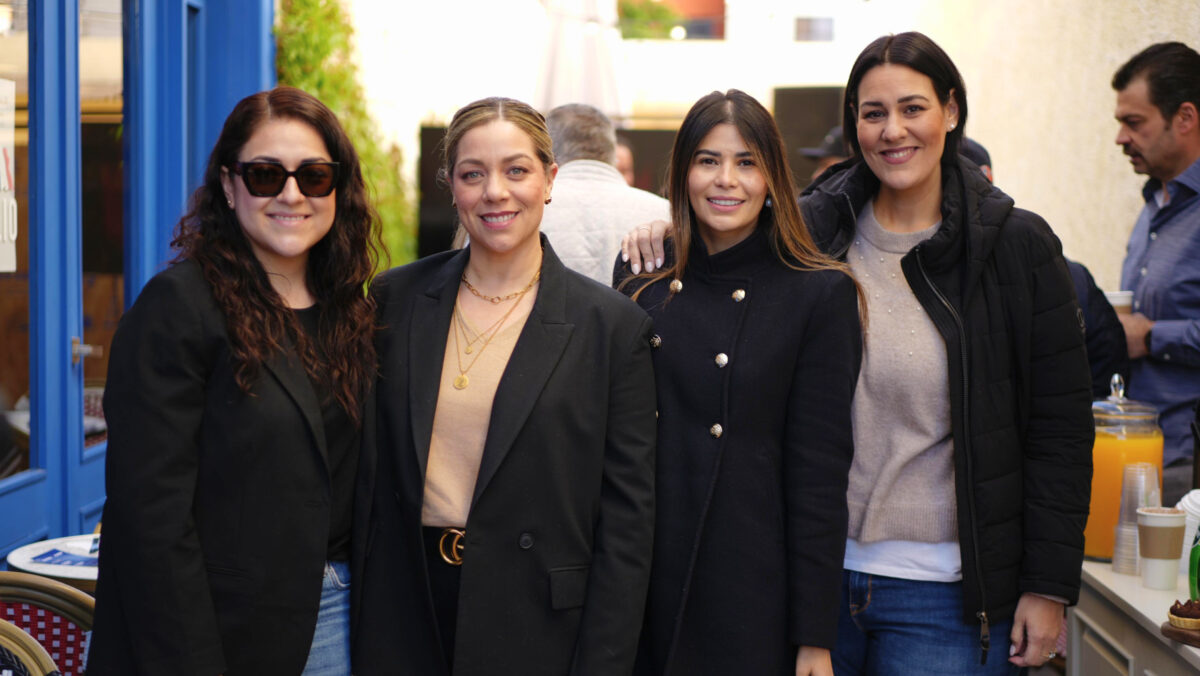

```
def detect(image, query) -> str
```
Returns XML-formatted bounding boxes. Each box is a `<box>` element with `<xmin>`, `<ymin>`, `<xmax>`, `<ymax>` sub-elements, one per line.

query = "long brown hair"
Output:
<box><xmin>172</xmin><ymin>86</ymin><xmax>384</xmax><ymax>423</ymax></box>
<box><xmin>626</xmin><ymin>89</ymin><xmax>862</xmax><ymax>317</ymax></box>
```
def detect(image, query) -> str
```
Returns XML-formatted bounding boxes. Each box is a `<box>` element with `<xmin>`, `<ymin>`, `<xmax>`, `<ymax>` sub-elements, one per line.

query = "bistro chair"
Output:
<box><xmin>0</xmin><ymin>617</ymin><xmax>60</xmax><ymax>675</ymax></box>
<box><xmin>0</xmin><ymin>571</ymin><xmax>93</xmax><ymax>676</ymax></box>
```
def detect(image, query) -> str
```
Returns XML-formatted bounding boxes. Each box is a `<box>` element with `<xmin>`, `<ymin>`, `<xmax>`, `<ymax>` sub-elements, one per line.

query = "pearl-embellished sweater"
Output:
<box><xmin>845</xmin><ymin>201</ymin><xmax>958</xmax><ymax>548</ymax></box>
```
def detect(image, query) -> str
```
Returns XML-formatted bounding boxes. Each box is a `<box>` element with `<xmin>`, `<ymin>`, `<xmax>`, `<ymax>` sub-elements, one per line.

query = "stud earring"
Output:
<box><xmin>544</xmin><ymin>197</ymin><xmax>552</xmax><ymax>205</ymax></box>
<box><xmin>949</xmin><ymin>123</ymin><xmax>956</xmax><ymax>131</ymax></box>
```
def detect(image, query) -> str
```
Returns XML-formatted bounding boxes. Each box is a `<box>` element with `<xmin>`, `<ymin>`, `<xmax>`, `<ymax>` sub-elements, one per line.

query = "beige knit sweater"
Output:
<box><xmin>845</xmin><ymin>202</ymin><xmax>958</xmax><ymax>544</ymax></box>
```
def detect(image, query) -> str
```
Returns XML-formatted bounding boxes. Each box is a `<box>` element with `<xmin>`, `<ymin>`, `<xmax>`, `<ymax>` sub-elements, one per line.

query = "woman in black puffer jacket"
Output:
<box><xmin>800</xmin><ymin>32</ymin><xmax>1093</xmax><ymax>675</ymax></box>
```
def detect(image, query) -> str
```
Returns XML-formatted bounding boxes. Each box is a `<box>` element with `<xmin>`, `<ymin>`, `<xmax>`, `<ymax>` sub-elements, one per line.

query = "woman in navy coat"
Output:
<box><xmin>617</xmin><ymin>90</ymin><xmax>862</xmax><ymax>676</ymax></box>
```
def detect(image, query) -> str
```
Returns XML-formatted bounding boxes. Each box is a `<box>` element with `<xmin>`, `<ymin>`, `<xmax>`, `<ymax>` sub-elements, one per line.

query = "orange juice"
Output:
<box><xmin>1084</xmin><ymin>429</ymin><xmax>1163</xmax><ymax>559</ymax></box>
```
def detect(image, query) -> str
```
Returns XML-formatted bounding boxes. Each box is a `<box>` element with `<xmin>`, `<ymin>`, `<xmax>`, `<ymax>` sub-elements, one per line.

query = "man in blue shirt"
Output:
<box><xmin>1113</xmin><ymin>42</ymin><xmax>1200</xmax><ymax>504</ymax></box>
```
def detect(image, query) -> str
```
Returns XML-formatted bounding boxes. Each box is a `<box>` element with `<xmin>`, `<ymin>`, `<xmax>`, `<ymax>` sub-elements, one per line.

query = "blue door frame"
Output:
<box><xmin>0</xmin><ymin>0</ymin><xmax>273</xmax><ymax>562</ymax></box>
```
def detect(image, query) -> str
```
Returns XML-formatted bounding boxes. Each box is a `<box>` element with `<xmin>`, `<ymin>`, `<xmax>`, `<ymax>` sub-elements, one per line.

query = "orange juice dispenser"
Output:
<box><xmin>1085</xmin><ymin>375</ymin><xmax>1163</xmax><ymax>559</ymax></box>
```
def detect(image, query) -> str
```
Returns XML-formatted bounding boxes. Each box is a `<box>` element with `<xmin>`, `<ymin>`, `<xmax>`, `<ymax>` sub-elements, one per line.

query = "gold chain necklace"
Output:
<box><xmin>454</xmin><ymin>304</ymin><xmax>509</xmax><ymax>354</ymax></box>
<box><xmin>451</xmin><ymin>269</ymin><xmax>540</xmax><ymax>390</ymax></box>
<box><xmin>461</xmin><ymin>269</ymin><xmax>542</xmax><ymax>304</ymax></box>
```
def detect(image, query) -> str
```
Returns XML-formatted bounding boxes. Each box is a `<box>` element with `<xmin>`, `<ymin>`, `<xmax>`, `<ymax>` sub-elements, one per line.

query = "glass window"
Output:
<box><xmin>0</xmin><ymin>0</ymin><xmax>30</xmax><ymax>479</ymax></box>
<box><xmin>80</xmin><ymin>0</ymin><xmax>122</xmax><ymax>447</ymax></box>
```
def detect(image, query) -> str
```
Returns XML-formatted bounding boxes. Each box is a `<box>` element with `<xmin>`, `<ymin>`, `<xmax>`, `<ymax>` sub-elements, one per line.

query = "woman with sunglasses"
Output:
<box><xmin>353</xmin><ymin>97</ymin><xmax>656</xmax><ymax>675</ymax></box>
<box><xmin>88</xmin><ymin>86</ymin><xmax>382</xmax><ymax>676</ymax></box>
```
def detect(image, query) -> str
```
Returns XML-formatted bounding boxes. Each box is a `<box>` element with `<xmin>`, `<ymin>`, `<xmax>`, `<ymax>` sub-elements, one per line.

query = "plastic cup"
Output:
<box><xmin>1119</xmin><ymin>462</ymin><xmax>1161</xmax><ymax>525</ymax></box>
<box><xmin>1138</xmin><ymin>506</ymin><xmax>1186</xmax><ymax>590</ymax></box>
<box><xmin>1105</xmin><ymin>290</ymin><xmax>1133</xmax><ymax>315</ymax></box>
<box><xmin>1112</xmin><ymin>522</ymin><xmax>1141</xmax><ymax>575</ymax></box>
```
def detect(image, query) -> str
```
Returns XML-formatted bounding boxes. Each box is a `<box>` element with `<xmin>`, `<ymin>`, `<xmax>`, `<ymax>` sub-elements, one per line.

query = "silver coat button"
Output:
<box><xmin>731</xmin><ymin>289</ymin><xmax>746</xmax><ymax>302</ymax></box>
<box><xmin>714</xmin><ymin>353</ymin><xmax>729</xmax><ymax>368</ymax></box>
<box><xmin>710</xmin><ymin>424</ymin><xmax>723</xmax><ymax>438</ymax></box>
<box><xmin>669</xmin><ymin>279</ymin><xmax>683</xmax><ymax>293</ymax></box>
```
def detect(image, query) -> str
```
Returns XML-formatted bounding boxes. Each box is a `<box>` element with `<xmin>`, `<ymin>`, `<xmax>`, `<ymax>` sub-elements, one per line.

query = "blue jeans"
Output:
<box><xmin>833</xmin><ymin>570</ymin><xmax>1018</xmax><ymax>676</ymax></box>
<box><xmin>302</xmin><ymin>560</ymin><xmax>351</xmax><ymax>676</ymax></box>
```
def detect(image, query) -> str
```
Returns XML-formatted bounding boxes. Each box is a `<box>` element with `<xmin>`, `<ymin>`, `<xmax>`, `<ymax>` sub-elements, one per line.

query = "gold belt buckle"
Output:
<box><xmin>438</xmin><ymin>528</ymin><xmax>466</xmax><ymax>566</ymax></box>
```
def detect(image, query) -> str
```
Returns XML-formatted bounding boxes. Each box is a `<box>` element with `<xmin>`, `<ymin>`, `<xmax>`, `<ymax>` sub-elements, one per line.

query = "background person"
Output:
<box><xmin>618</xmin><ymin>89</ymin><xmax>862</xmax><ymax>676</ymax></box>
<box><xmin>88</xmin><ymin>86</ymin><xmax>383</xmax><ymax>676</ymax></box>
<box><xmin>353</xmin><ymin>97</ymin><xmax>656</xmax><ymax>675</ymax></box>
<box><xmin>540</xmin><ymin>103</ymin><xmax>670</xmax><ymax>285</ymax></box>
<box><xmin>799</xmin><ymin>125</ymin><xmax>850</xmax><ymax>184</ymax></box>
<box><xmin>616</xmin><ymin>134</ymin><xmax>637</xmax><ymax>185</ymax></box>
<box><xmin>1112</xmin><ymin>42</ymin><xmax>1200</xmax><ymax>503</ymax></box>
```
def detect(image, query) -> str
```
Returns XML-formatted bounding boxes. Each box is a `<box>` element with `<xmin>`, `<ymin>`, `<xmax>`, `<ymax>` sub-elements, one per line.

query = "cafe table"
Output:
<box><xmin>1070</xmin><ymin>560</ymin><xmax>1200</xmax><ymax>675</ymax></box>
<box><xmin>5</xmin><ymin>534</ymin><xmax>99</xmax><ymax>594</ymax></box>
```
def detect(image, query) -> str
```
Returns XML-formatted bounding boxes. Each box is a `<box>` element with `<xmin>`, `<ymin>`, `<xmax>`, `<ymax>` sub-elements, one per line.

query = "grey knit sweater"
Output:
<box><xmin>846</xmin><ymin>201</ymin><xmax>958</xmax><ymax>544</ymax></box>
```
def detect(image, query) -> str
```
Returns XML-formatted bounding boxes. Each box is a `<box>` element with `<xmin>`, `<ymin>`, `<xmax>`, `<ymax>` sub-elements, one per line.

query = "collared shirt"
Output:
<box><xmin>1121</xmin><ymin>155</ymin><xmax>1200</xmax><ymax>465</ymax></box>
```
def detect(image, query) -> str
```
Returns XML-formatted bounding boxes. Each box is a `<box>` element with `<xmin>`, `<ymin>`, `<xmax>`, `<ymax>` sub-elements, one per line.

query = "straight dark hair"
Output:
<box><xmin>1112</xmin><ymin>42</ymin><xmax>1200</xmax><ymax>122</ymax></box>
<box><xmin>173</xmin><ymin>86</ymin><xmax>384</xmax><ymax>424</ymax></box>
<box><xmin>624</xmin><ymin>89</ymin><xmax>863</xmax><ymax>321</ymax></box>
<box><xmin>842</xmin><ymin>32</ymin><xmax>968</xmax><ymax>164</ymax></box>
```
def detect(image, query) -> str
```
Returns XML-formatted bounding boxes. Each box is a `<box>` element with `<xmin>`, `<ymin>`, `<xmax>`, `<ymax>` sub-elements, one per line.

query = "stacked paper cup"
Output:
<box><xmin>1113</xmin><ymin>462</ymin><xmax>1161</xmax><ymax>575</ymax></box>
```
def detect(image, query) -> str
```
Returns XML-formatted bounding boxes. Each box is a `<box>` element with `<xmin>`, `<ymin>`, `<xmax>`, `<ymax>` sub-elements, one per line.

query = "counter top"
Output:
<box><xmin>1081</xmin><ymin>560</ymin><xmax>1200</xmax><ymax>668</ymax></box>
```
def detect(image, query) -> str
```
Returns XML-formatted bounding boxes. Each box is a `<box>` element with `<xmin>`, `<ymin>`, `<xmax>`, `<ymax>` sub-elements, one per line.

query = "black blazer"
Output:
<box><xmin>352</xmin><ymin>239</ymin><xmax>657</xmax><ymax>675</ymax></box>
<box><xmin>88</xmin><ymin>259</ymin><xmax>344</xmax><ymax>676</ymax></box>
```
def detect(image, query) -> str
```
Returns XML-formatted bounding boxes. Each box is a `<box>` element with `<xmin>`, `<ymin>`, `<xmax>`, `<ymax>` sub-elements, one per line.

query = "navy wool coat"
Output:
<box><xmin>620</xmin><ymin>226</ymin><xmax>862</xmax><ymax>676</ymax></box>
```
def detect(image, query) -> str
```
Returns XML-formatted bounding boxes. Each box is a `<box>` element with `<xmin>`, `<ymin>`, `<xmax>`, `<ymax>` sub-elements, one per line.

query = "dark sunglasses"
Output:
<box><xmin>232</xmin><ymin>161</ymin><xmax>340</xmax><ymax>197</ymax></box>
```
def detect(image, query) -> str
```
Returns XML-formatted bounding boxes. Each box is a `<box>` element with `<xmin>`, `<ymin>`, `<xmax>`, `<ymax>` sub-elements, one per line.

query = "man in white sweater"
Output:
<box><xmin>542</xmin><ymin>104</ymin><xmax>669</xmax><ymax>285</ymax></box>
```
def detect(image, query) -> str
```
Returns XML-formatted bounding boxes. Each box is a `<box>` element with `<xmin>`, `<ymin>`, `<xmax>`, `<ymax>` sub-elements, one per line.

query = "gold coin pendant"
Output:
<box><xmin>464</xmin><ymin>345</ymin><xmax>473</xmax><ymax>354</ymax></box>
<box><xmin>453</xmin><ymin>374</ymin><xmax>469</xmax><ymax>390</ymax></box>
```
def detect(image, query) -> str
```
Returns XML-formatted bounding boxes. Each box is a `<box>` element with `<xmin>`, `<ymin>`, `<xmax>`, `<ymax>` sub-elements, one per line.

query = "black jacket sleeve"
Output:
<box><xmin>1017</xmin><ymin>221</ymin><xmax>1094</xmax><ymax>604</ymax></box>
<box><xmin>92</xmin><ymin>269</ymin><xmax>226</xmax><ymax>675</ymax></box>
<box><xmin>785</xmin><ymin>271</ymin><xmax>862</xmax><ymax>648</ymax></box>
<box><xmin>1066</xmin><ymin>259</ymin><xmax>1129</xmax><ymax>398</ymax></box>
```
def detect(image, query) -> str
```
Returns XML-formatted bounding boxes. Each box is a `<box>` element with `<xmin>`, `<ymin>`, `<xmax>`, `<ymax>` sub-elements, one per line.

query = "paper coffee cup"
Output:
<box><xmin>1138</xmin><ymin>506</ymin><xmax>1186</xmax><ymax>590</ymax></box>
<box><xmin>1105</xmin><ymin>290</ymin><xmax>1134</xmax><ymax>315</ymax></box>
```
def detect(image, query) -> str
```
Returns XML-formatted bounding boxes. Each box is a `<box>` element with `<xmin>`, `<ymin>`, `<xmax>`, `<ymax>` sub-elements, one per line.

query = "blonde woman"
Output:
<box><xmin>353</xmin><ymin>97</ymin><xmax>657</xmax><ymax>675</ymax></box>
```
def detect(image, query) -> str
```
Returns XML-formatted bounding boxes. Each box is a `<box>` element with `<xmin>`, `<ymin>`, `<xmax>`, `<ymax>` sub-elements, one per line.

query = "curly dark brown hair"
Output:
<box><xmin>172</xmin><ymin>86</ymin><xmax>384</xmax><ymax>424</ymax></box>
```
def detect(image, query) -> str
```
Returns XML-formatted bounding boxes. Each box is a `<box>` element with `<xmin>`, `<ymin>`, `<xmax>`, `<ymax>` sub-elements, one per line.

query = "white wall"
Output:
<box><xmin>348</xmin><ymin>0</ymin><xmax>1200</xmax><ymax>286</ymax></box>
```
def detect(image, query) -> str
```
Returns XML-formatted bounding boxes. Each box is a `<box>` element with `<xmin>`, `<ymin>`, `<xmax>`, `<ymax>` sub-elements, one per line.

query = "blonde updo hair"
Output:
<box><xmin>440</xmin><ymin>97</ymin><xmax>555</xmax><ymax>184</ymax></box>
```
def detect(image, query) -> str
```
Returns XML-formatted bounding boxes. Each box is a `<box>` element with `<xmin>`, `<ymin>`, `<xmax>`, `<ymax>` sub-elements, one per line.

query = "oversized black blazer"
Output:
<box><xmin>352</xmin><ymin>238</ymin><xmax>657</xmax><ymax>676</ymax></box>
<box><xmin>89</xmin><ymin>259</ymin><xmax>344</xmax><ymax>675</ymax></box>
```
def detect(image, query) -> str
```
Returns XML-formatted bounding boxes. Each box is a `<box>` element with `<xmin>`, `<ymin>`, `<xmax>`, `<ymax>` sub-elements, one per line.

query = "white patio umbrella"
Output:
<box><xmin>535</xmin><ymin>0</ymin><xmax>626</xmax><ymax>119</ymax></box>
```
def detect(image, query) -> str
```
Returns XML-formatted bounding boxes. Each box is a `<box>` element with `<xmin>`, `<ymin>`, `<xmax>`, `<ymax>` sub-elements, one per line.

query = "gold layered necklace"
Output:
<box><xmin>461</xmin><ymin>270</ymin><xmax>541</xmax><ymax>304</ymax></box>
<box><xmin>451</xmin><ymin>268</ymin><xmax>540</xmax><ymax>390</ymax></box>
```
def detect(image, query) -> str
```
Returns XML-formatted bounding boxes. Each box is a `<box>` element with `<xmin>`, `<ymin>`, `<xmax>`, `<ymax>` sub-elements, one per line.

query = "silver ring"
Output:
<box><xmin>1044</xmin><ymin>651</ymin><xmax>1057</xmax><ymax>660</ymax></box>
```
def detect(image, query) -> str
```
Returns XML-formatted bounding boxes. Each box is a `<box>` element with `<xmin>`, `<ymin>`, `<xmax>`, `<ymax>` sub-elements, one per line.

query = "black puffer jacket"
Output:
<box><xmin>801</xmin><ymin>157</ymin><xmax>1094</xmax><ymax>654</ymax></box>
